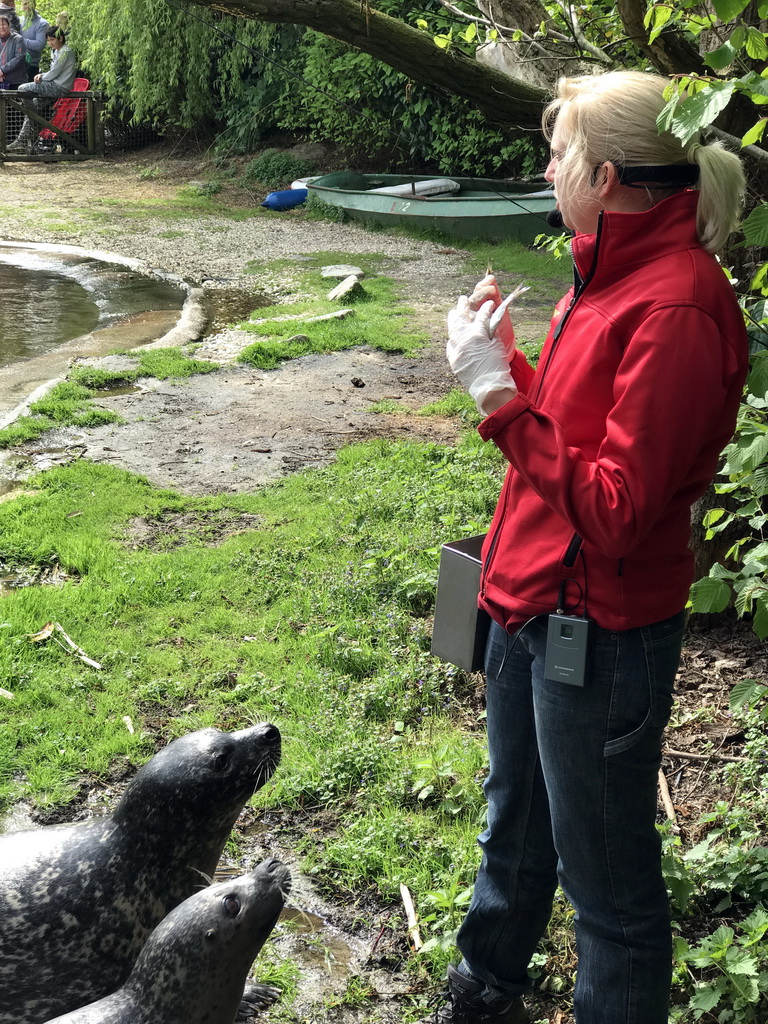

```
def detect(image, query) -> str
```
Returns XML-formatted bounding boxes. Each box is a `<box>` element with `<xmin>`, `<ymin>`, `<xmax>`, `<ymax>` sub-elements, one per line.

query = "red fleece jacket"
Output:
<box><xmin>478</xmin><ymin>190</ymin><xmax>748</xmax><ymax>632</ymax></box>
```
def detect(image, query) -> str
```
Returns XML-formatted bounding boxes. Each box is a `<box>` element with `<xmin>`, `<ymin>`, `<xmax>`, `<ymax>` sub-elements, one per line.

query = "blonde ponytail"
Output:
<box><xmin>689</xmin><ymin>141</ymin><xmax>745</xmax><ymax>253</ymax></box>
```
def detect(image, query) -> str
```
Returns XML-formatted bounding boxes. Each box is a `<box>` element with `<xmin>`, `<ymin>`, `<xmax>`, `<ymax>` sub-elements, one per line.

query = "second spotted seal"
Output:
<box><xmin>0</xmin><ymin>722</ymin><xmax>281</xmax><ymax>1024</ymax></box>
<box><xmin>45</xmin><ymin>858</ymin><xmax>291</xmax><ymax>1024</ymax></box>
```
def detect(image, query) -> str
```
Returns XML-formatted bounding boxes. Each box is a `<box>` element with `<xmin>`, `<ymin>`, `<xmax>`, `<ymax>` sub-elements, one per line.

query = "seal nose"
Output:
<box><xmin>259</xmin><ymin>724</ymin><xmax>280</xmax><ymax>745</ymax></box>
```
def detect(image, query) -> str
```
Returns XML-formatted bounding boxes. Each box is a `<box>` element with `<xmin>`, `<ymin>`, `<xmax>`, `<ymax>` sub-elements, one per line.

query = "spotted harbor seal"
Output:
<box><xmin>0</xmin><ymin>722</ymin><xmax>281</xmax><ymax>1024</ymax></box>
<box><xmin>45</xmin><ymin>858</ymin><xmax>291</xmax><ymax>1024</ymax></box>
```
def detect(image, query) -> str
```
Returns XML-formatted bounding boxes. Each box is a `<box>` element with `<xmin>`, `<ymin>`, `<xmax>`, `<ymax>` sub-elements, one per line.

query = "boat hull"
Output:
<box><xmin>306</xmin><ymin>172</ymin><xmax>559</xmax><ymax>243</ymax></box>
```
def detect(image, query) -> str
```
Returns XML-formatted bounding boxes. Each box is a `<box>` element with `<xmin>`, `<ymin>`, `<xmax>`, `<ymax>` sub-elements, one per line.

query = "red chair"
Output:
<box><xmin>37</xmin><ymin>77</ymin><xmax>89</xmax><ymax>150</ymax></box>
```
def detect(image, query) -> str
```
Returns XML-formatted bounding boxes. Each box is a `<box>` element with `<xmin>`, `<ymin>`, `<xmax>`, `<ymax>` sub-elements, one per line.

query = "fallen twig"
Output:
<box><xmin>664</xmin><ymin>747</ymin><xmax>744</xmax><ymax>764</ymax></box>
<box><xmin>28</xmin><ymin>621</ymin><xmax>102</xmax><ymax>670</ymax></box>
<box><xmin>370</xmin><ymin>915</ymin><xmax>390</xmax><ymax>954</ymax></box>
<box><xmin>399</xmin><ymin>883</ymin><xmax>422</xmax><ymax>951</ymax></box>
<box><xmin>657</xmin><ymin>768</ymin><xmax>676</xmax><ymax>822</ymax></box>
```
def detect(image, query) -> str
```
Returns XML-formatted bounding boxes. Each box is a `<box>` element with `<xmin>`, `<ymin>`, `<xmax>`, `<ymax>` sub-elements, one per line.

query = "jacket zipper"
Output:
<box><xmin>482</xmin><ymin>215</ymin><xmax>605</xmax><ymax>599</ymax></box>
<box><xmin>534</xmin><ymin>216</ymin><xmax>604</xmax><ymax>400</ymax></box>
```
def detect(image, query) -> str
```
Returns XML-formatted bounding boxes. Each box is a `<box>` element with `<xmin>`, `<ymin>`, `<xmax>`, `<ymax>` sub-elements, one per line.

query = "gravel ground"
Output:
<box><xmin>0</xmin><ymin>155</ymin><xmax>470</xmax><ymax>286</ymax></box>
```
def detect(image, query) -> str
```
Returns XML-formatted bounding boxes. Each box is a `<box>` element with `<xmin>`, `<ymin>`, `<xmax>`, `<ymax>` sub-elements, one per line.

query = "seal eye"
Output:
<box><xmin>223</xmin><ymin>895</ymin><xmax>241</xmax><ymax>917</ymax></box>
<box><xmin>205</xmin><ymin>929</ymin><xmax>216</xmax><ymax>941</ymax></box>
<box><xmin>212</xmin><ymin>752</ymin><xmax>229</xmax><ymax>771</ymax></box>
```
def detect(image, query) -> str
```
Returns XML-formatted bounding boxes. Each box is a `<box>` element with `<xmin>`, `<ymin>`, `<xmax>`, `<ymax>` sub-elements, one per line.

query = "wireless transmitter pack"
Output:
<box><xmin>544</xmin><ymin>613</ymin><xmax>593</xmax><ymax>688</ymax></box>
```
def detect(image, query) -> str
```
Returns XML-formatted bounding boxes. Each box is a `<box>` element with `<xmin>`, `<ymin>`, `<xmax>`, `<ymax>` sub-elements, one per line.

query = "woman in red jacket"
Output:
<box><xmin>440</xmin><ymin>71</ymin><xmax>748</xmax><ymax>1024</ymax></box>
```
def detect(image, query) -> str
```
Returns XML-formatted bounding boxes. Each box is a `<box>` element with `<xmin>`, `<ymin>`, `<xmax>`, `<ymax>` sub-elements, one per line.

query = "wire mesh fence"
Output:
<box><xmin>0</xmin><ymin>90</ymin><xmax>162</xmax><ymax>161</ymax></box>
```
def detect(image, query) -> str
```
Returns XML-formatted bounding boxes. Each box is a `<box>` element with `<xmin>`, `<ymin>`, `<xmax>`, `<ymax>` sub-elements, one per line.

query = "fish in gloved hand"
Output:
<box><xmin>467</xmin><ymin>275</ymin><xmax>528</xmax><ymax>357</ymax></box>
<box><xmin>446</xmin><ymin>277</ymin><xmax>528</xmax><ymax>415</ymax></box>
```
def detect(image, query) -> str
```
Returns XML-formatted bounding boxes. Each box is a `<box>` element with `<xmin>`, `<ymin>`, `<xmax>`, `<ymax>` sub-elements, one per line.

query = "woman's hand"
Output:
<box><xmin>468</xmin><ymin>274</ymin><xmax>517</xmax><ymax>359</ymax></box>
<box><xmin>447</xmin><ymin>297</ymin><xmax>518</xmax><ymax>415</ymax></box>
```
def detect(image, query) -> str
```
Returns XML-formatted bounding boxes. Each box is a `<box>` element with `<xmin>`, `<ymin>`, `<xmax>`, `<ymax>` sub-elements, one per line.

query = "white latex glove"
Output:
<box><xmin>468</xmin><ymin>274</ymin><xmax>516</xmax><ymax>359</ymax></box>
<box><xmin>447</xmin><ymin>297</ymin><xmax>517</xmax><ymax>412</ymax></box>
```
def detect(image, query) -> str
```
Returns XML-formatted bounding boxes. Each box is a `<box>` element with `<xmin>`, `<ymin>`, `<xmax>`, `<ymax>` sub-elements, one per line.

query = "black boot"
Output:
<box><xmin>431</xmin><ymin>965</ymin><xmax>529</xmax><ymax>1024</ymax></box>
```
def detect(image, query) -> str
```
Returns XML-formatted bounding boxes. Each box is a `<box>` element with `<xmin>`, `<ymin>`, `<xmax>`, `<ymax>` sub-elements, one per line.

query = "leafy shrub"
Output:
<box><xmin>243</xmin><ymin>149</ymin><xmax>316</xmax><ymax>189</ymax></box>
<box><xmin>689</xmin><ymin>350</ymin><xmax>768</xmax><ymax>638</ymax></box>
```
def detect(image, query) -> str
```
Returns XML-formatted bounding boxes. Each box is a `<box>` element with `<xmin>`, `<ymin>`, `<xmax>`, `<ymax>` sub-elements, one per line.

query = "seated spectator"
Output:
<box><xmin>20</xmin><ymin>0</ymin><xmax>48</xmax><ymax>80</ymax></box>
<box><xmin>0</xmin><ymin>2</ymin><xmax>21</xmax><ymax>33</ymax></box>
<box><xmin>7</xmin><ymin>23</ymin><xmax>76</xmax><ymax>150</ymax></box>
<box><xmin>0</xmin><ymin>13</ymin><xmax>27</xmax><ymax>90</ymax></box>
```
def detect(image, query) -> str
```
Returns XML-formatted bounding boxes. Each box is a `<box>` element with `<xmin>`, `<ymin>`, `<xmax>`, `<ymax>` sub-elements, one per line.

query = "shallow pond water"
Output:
<box><xmin>0</xmin><ymin>246</ymin><xmax>185</xmax><ymax>367</ymax></box>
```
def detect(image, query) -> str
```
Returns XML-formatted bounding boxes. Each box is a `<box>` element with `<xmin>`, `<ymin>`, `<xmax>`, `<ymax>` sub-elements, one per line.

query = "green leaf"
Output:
<box><xmin>689</xmin><ymin>576</ymin><xmax>731</xmax><ymax>613</ymax></box>
<box><xmin>743</xmin><ymin>204</ymin><xmax>768</xmax><ymax>247</ymax></box>
<box><xmin>754</xmin><ymin>592</ymin><xmax>768</xmax><ymax>639</ymax></box>
<box><xmin>703</xmin><ymin>507</ymin><xmax>727</xmax><ymax>527</ymax></box>
<box><xmin>433</xmin><ymin>33</ymin><xmax>452</xmax><ymax>49</ymax></box>
<box><xmin>741</xmin><ymin>432</ymin><xmax>768</xmax><ymax>470</ymax></box>
<box><xmin>645</xmin><ymin>4</ymin><xmax>673</xmax><ymax>44</ymax></box>
<box><xmin>745</xmin><ymin>27</ymin><xmax>768</xmax><ymax>60</ymax></box>
<box><xmin>709</xmin><ymin>562</ymin><xmax>736</xmax><ymax>580</ymax></box>
<box><xmin>742</xmin><ymin>119</ymin><xmax>768</xmax><ymax>147</ymax></box>
<box><xmin>462</xmin><ymin>22</ymin><xmax>477</xmax><ymax>42</ymax></box>
<box><xmin>730</xmin><ymin>678</ymin><xmax>766</xmax><ymax>710</ymax></box>
<box><xmin>741</xmin><ymin>905</ymin><xmax>768</xmax><ymax>940</ymax></box>
<box><xmin>689</xmin><ymin>983</ymin><xmax>723</xmax><ymax>1013</ymax></box>
<box><xmin>737</xmin><ymin>71</ymin><xmax>768</xmax><ymax>99</ymax></box>
<box><xmin>662</xmin><ymin>81</ymin><xmax>736</xmax><ymax>146</ymax></box>
<box><xmin>712</xmin><ymin>0</ymin><xmax>752</xmax><ymax>20</ymax></box>
<box><xmin>724</xmin><ymin>948</ymin><xmax>758</xmax><ymax>975</ymax></box>
<box><xmin>753</xmin><ymin>464</ymin><xmax>768</xmax><ymax>497</ymax></box>
<box><xmin>730</xmin><ymin>23</ymin><xmax>747</xmax><ymax>50</ymax></box>
<box><xmin>705</xmin><ymin>41</ymin><xmax>738</xmax><ymax>69</ymax></box>
<box><xmin>747</xmin><ymin>353</ymin><xmax>768</xmax><ymax>399</ymax></box>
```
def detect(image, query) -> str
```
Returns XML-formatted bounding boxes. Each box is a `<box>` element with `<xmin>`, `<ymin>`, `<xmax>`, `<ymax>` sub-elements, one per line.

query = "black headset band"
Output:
<box><xmin>615</xmin><ymin>164</ymin><xmax>699</xmax><ymax>188</ymax></box>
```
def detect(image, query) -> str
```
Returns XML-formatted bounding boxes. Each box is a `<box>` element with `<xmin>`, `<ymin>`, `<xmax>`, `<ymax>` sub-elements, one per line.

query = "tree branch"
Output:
<box><xmin>707</xmin><ymin>125</ymin><xmax>768</xmax><ymax>167</ymax></box>
<box><xmin>199</xmin><ymin>0</ymin><xmax>548</xmax><ymax>128</ymax></box>
<box><xmin>614</xmin><ymin>0</ymin><xmax>707</xmax><ymax>76</ymax></box>
<box><xmin>563</xmin><ymin>2</ymin><xmax>612</xmax><ymax>63</ymax></box>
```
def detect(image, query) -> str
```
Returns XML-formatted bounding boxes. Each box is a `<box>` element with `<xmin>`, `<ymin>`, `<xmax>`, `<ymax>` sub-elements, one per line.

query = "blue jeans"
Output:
<box><xmin>456</xmin><ymin>612</ymin><xmax>685</xmax><ymax>1024</ymax></box>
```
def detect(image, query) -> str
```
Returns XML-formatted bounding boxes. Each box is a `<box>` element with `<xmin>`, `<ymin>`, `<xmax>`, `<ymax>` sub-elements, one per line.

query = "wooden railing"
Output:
<box><xmin>0</xmin><ymin>89</ymin><xmax>105</xmax><ymax>161</ymax></box>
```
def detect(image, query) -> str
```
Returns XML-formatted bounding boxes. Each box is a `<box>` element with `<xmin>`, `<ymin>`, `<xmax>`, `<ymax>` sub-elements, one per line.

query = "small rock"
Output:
<box><xmin>327</xmin><ymin>275</ymin><xmax>365</xmax><ymax>302</ymax></box>
<box><xmin>285</xmin><ymin>334</ymin><xmax>311</xmax><ymax>344</ymax></box>
<box><xmin>321</xmin><ymin>264</ymin><xmax>365</xmax><ymax>279</ymax></box>
<box><xmin>351</xmin><ymin>377</ymin><xmax>365</xmax><ymax>388</ymax></box>
<box><xmin>303</xmin><ymin>309</ymin><xmax>355</xmax><ymax>323</ymax></box>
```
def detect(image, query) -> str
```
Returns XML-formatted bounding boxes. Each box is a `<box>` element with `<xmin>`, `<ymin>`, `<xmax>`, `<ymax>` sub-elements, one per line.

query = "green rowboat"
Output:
<box><xmin>306</xmin><ymin>171</ymin><xmax>559</xmax><ymax>243</ymax></box>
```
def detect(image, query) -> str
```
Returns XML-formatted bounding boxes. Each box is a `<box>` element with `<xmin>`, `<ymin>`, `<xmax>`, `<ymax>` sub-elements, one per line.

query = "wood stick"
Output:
<box><xmin>399</xmin><ymin>883</ymin><xmax>422</xmax><ymax>950</ymax></box>
<box><xmin>657</xmin><ymin>768</ymin><xmax>676</xmax><ymax>822</ymax></box>
<box><xmin>663</xmin><ymin>747</ymin><xmax>744</xmax><ymax>764</ymax></box>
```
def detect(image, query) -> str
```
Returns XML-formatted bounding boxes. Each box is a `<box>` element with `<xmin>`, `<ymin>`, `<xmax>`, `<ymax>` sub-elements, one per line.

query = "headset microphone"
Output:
<box><xmin>546</xmin><ymin>208</ymin><xmax>564</xmax><ymax>228</ymax></box>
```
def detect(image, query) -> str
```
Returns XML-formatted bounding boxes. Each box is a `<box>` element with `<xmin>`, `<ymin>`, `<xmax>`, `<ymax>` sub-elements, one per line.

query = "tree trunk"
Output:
<box><xmin>194</xmin><ymin>0</ymin><xmax>549</xmax><ymax>127</ymax></box>
<box><xmin>614</xmin><ymin>0</ymin><xmax>707</xmax><ymax>77</ymax></box>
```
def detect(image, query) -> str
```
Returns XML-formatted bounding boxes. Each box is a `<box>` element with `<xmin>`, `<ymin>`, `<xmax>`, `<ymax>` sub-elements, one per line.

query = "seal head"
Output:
<box><xmin>45</xmin><ymin>858</ymin><xmax>291</xmax><ymax>1024</ymax></box>
<box><xmin>0</xmin><ymin>722</ymin><xmax>280</xmax><ymax>1024</ymax></box>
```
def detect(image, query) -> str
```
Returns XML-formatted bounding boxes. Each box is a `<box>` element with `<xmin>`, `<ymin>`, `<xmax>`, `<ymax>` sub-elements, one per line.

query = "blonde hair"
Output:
<box><xmin>543</xmin><ymin>71</ymin><xmax>745</xmax><ymax>253</ymax></box>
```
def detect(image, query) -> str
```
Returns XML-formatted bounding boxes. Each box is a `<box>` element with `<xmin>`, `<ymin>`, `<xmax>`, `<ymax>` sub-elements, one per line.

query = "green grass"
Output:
<box><xmin>0</xmin><ymin>382</ymin><xmax>124</xmax><ymax>451</ymax></box>
<box><xmin>369</xmin><ymin>399</ymin><xmax>409</xmax><ymax>414</ymax></box>
<box><xmin>0</xmin><ymin>434</ymin><xmax>502</xmax><ymax>975</ymax></box>
<box><xmin>0</xmin><ymin>352</ymin><xmax>219</xmax><ymax>451</ymax></box>
<box><xmin>237</xmin><ymin>254</ymin><xmax>427</xmax><ymax>369</ymax></box>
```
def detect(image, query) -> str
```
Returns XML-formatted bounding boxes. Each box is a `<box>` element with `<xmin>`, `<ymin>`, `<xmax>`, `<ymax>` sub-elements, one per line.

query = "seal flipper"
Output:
<box><xmin>235</xmin><ymin>981</ymin><xmax>282</xmax><ymax>1020</ymax></box>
